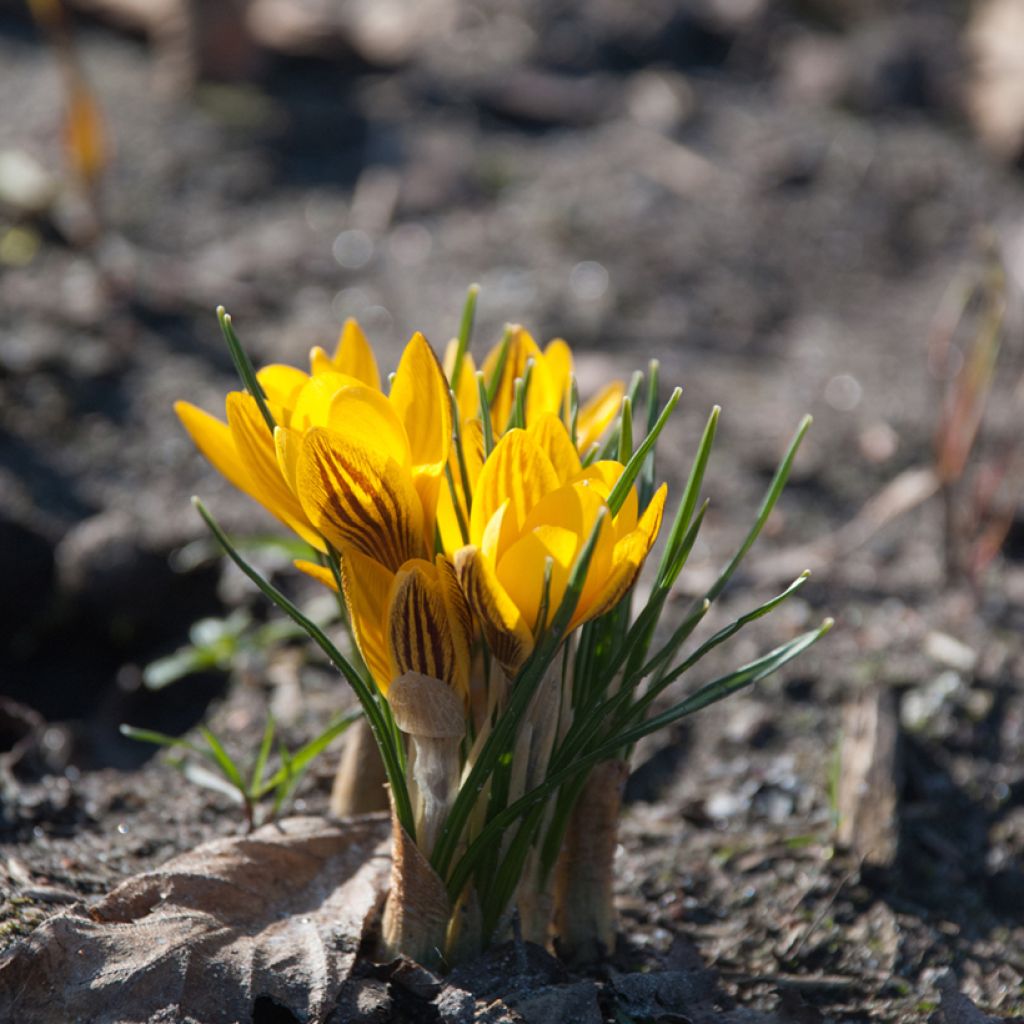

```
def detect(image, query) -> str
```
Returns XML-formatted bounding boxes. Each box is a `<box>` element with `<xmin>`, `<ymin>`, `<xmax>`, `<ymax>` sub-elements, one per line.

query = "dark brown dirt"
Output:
<box><xmin>2</xmin><ymin>1</ymin><xmax>1024</xmax><ymax>1020</ymax></box>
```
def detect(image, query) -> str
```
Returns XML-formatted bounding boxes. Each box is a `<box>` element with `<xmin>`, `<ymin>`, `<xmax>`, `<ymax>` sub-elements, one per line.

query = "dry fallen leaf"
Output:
<box><xmin>0</xmin><ymin>814</ymin><xmax>391</xmax><ymax>1024</ymax></box>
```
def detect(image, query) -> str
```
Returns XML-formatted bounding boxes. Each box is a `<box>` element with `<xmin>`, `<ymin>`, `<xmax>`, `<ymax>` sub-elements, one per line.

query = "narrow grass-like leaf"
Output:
<box><xmin>485</xmin><ymin>325</ymin><xmax>514</xmax><ymax>405</ymax></box>
<box><xmin>568</xmin><ymin>375</ymin><xmax>580</xmax><ymax>447</ymax></box>
<box><xmin>476</xmin><ymin>371</ymin><xmax>496</xmax><ymax>457</ymax></box>
<box><xmin>258</xmin><ymin>713</ymin><xmax>359</xmax><ymax>804</ymax></box>
<box><xmin>703</xmin><ymin>414</ymin><xmax>811</xmax><ymax>605</ymax></box>
<box><xmin>624</xmin><ymin>619</ymin><xmax>833</xmax><ymax>740</ymax></box>
<box><xmin>450</xmin><ymin>388</ymin><xmax>474</xmax><ymax>510</ymax></box>
<box><xmin>249</xmin><ymin>714</ymin><xmax>276</xmax><ymax>794</ymax></box>
<box><xmin>181</xmin><ymin>761</ymin><xmax>246</xmax><ymax>804</ymax></box>
<box><xmin>533</xmin><ymin>556</ymin><xmax>554</xmax><ymax>643</ymax></box>
<box><xmin>450</xmin><ymin>283</ymin><xmax>479</xmax><ymax>392</ymax></box>
<box><xmin>617</xmin><ymin>396</ymin><xmax>633</xmax><ymax>463</ymax></box>
<box><xmin>640</xmin><ymin>571</ymin><xmax>811</xmax><ymax>702</ymax></box>
<box><xmin>606</xmin><ymin>386</ymin><xmax>682</xmax><ymax>515</ymax></box>
<box><xmin>201</xmin><ymin>727</ymin><xmax>247</xmax><ymax>793</ymax></box>
<box><xmin>192</xmin><ymin>496</ymin><xmax>415</xmax><ymax>836</ymax></box>
<box><xmin>434</xmin><ymin>510</ymin><xmax>609</xmax><ymax>883</ymax></box>
<box><xmin>508</xmin><ymin>375</ymin><xmax>527</xmax><ymax>432</ymax></box>
<box><xmin>119</xmin><ymin>724</ymin><xmax>205</xmax><ymax>757</ymax></box>
<box><xmin>446</xmin><ymin>619</ymin><xmax>832</xmax><ymax>899</ymax></box>
<box><xmin>217</xmin><ymin>306</ymin><xmax>275</xmax><ymax>434</ymax></box>
<box><xmin>143</xmin><ymin>646</ymin><xmax>220</xmax><ymax>689</ymax></box>
<box><xmin>639</xmin><ymin>359</ymin><xmax>661</xmax><ymax>508</ymax></box>
<box><xmin>445</xmin><ymin>463</ymin><xmax>471</xmax><ymax>545</ymax></box>
<box><xmin>656</xmin><ymin>406</ymin><xmax>719</xmax><ymax>586</ymax></box>
<box><xmin>271</xmin><ymin>742</ymin><xmax>294</xmax><ymax>819</ymax></box>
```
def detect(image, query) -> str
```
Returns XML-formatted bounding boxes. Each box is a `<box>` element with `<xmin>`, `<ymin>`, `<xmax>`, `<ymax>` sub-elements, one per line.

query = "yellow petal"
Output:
<box><xmin>437</xmin><ymin>471</ymin><xmax>468</xmax><ymax>556</ymax></box>
<box><xmin>297</xmin><ymin>426</ymin><xmax>426</xmax><ymax>571</ymax></box>
<box><xmin>528</xmin><ymin>413</ymin><xmax>581</xmax><ymax>484</ymax></box>
<box><xmin>496</xmin><ymin>523</ymin><xmax>578</xmax><ymax>631</ymax></box>
<box><xmin>436</xmin><ymin>554</ymin><xmax>473</xmax><ymax>701</ymax></box>
<box><xmin>274</xmin><ymin>425</ymin><xmax>302</xmax><ymax>496</ymax></box>
<box><xmin>413</xmin><ymin>471</ymin><xmax>444</xmax><ymax>555</ymax></box>
<box><xmin>511</xmin><ymin>480</ymin><xmax>613</xmax><ymax>630</ymax></box>
<box><xmin>309</xmin><ymin>346</ymin><xmax>335</xmax><ymax>378</ymax></box>
<box><xmin>331</xmin><ymin>319</ymin><xmax>381</xmax><ymax>390</ymax></box>
<box><xmin>577</xmin><ymin>381</ymin><xmax>625</xmax><ymax>453</ymax></box>
<box><xmin>482</xmin><ymin>326</ymin><xmax>550</xmax><ymax>433</ymax></box>
<box><xmin>542</xmin><ymin>338</ymin><xmax>573</xmax><ymax>416</ymax></box>
<box><xmin>480</xmin><ymin>500</ymin><xmax>519</xmax><ymax>567</ymax></box>
<box><xmin>174</xmin><ymin>400</ymin><xmax>253</xmax><ymax>497</ymax></box>
<box><xmin>340</xmin><ymin>546</ymin><xmax>395</xmax><ymax>692</ymax></box>
<box><xmin>325</xmin><ymin>384</ymin><xmax>412</xmax><ymax>468</ymax></box>
<box><xmin>436</xmin><ymin>417</ymin><xmax>487</xmax><ymax>556</ymax></box>
<box><xmin>387</xmin><ymin>559</ymin><xmax>460</xmax><ymax>688</ymax></box>
<box><xmin>256</xmin><ymin>364</ymin><xmax>308</xmax><ymax>415</ymax></box>
<box><xmin>460</xmin><ymin>418</ymin><xmax>486</xmax><ymax>486</ymax></box>
<box><xmin>443</xmin><ymin>341</ymin><xmax>479</xmax><ymax>422</ymax></box>
<box><xmin>573</xmin><ymin>461</ymin><xmax>638</xmax><ymax>534</ymax></box>
<box><xmin>455</xmin><ymin>545</ymin><xmax>534</xmax><ymax>675</ymax></box>
<box><xmin>226</xmin><ymin>392</ymin><xmax>324</xmax><ymax>551</ymax></box>
<box><xmin>520</xmin><ymin>478</ymin><xmax>607</xmax><ymax>540</ymax></box>
<box><xmin>294</xmin><ymin>558</ymin><xmax>337</xmax><ymax>592</ymax></box>
<box><xmin>578</xmin><ymin>483</ymin><xmax>667</xmax><ymax>625</ymax></box>
<box><xmin>390</xmin><ymin>332</ymin><xmax>452</xmax><ymax>479</ymax></box>
<box><xmin>469</xmin><ymin>429</ymin><xmax>559</xmax><ymax>550</ymax></box>
<box><xmin>290</xmin><ymin>370</ymin><xmax>363</xmax><ymax>431</ymax></box>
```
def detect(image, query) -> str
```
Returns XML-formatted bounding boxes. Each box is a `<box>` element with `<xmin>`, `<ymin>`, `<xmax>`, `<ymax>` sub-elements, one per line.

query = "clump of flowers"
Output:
<box><xmin>177</xmin><ymin>288</ymin><xmax>830</xmax><ymax>967</ymax></box>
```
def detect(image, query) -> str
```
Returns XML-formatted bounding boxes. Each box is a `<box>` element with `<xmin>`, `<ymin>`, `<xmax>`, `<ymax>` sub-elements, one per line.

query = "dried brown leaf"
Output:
<box><xmin>0</xmin><ymin>814</ymin><xmax>391</xmax><ymax>1024</ymax></box>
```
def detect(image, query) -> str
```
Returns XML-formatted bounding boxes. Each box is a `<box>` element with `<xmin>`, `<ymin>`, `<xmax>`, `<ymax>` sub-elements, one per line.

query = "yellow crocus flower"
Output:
<box><xmin>175</xmin><ymin>325</ymin><xmax>451</xmax><ymax>555</ymax></box>
<box><xmin>297</xmin><ymin>549</ymin><xmax>472</xmax><ymax>698</ymax></box>
<box><xmin>309</xmin><ymin>318</ymin><xmax>381</xmax><ymax>389</ymax></box>
<box><xmin>444</xmin><ymin>328</ymin><xmax>626</xmax><ymax>455</ymax></box>
<box><xmin>284</xmin><ymin>332</ymin><xmax>452</xmax><ymax>558</ymax></box>
<box><xmin>454</xmin><ymin>415</ymin><xmax>666</xmax><ymax>674</ymax></box>
<box><xmin>175</xmin><ymin>363</ymin><xmax>324</xmax><ymax>550</ymax></box>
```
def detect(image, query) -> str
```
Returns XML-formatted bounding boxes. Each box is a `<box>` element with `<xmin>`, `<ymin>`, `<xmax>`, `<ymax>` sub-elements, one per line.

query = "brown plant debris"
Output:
<box><xmin>0</xmin><ymin>814</ymin><xmax>391</xmax><ymax>1024</ymax></box>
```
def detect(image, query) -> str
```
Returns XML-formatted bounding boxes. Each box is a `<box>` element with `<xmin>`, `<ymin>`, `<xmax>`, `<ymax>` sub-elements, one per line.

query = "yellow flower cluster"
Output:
<box><xmin>175</xmin><ymin>320</ymin><xmax>665</xmax><ymax>703</ymax></box>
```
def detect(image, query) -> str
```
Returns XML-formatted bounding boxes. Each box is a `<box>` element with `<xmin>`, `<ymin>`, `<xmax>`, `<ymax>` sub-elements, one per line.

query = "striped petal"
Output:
<box><xmin>528</xmin><ymin>413</ymin><xmax>581</xmax><ymax>485</ymax></box>
<box><xmin>387</xmin><ymin>559</ymin><xmax>459</xmax><ymax>689</ymax></box>
<box><xmin>297</xmin><ymin>426</ymin><xmax>426</xmax><ymax>571</ymax></box>
<box><xmin>325</xmin><ymin>384</ymin><xmax>412</xmax><ymax>469</ymax></box>
<box><xmin>454</xmin><ymin>545</ymin><xmax>534</xmax><ymax>675</ymax></box>
<box><xmin>481</xmin><ymin>325</ymin><xmax>561</xmax><ymax>434</ymax></box>
<box><xmin>469</xmin><ymin>429</ymin><xmax>559</xmax><ymax>551</ymax></box>
<box><xmin>436</xmin><ymin>555</ymin><xmax>473</xmax><ymax>701</ymax></box>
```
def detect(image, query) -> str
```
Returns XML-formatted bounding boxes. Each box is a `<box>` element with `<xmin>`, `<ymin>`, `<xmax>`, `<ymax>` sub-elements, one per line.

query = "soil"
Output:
<box><xmin>3</xmin><ymin>1</ymin><xmax>1024</xmax><ymax>1020</ymax></box>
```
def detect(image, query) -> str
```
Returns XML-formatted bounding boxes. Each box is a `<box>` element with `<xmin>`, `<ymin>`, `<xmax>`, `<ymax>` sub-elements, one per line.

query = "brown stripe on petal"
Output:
<box><xmin>318</xmin><ymin>454</ymin><xmax>395</xmax><ymax>563</ymax></box>
<box><xmin>455</xmin><ymin>548</ymin><xmax>532</xmax><ymax>675</ymax></box>
<box><xmin>388</xmin><ymin>567</ymin><xmax>456</xmax><ymax>684</ymax></box>
<box><xmin>304</xmin><ymin>430</ymin><xmax>425</xmax><ymax>571</ymax></box>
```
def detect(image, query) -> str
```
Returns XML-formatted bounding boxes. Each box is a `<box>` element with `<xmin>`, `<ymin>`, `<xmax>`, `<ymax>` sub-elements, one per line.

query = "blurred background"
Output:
<box><xmin>2</xmin><ymin>0</ymin><xmax>1024</xmax><ymax>761</ymax></box>
<box><xmin>3</xmin><ymin>0</ymin><xmax>1024</xmax><ymax>1011</ymax></box>
<box><xmin>10</xmin><ymin>0</ymin><xmax>1024</xmax><ymax>741</ymax></box>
